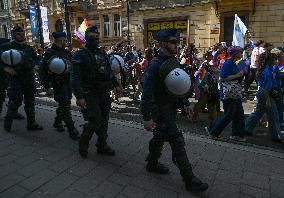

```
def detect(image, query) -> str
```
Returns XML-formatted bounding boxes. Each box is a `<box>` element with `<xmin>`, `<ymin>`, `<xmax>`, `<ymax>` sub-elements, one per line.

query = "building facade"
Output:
<box><xmin>0</xmin><ymin>0</ymin><xmax>10</xmax><ymax>39</ymax></box>
<box><xmin>89</xmin><ymin>0</ymin><xmax>126</xmax><ymax>47</ymax></box>
<box><xmin>128</xmin><ymin>0</ymin><xmax>284</xmax><ymax>51</ymax></box>
<box><xmin>8</xmin><ymin>0</ymin><xmax>92</xmax><ymax>44</ymax></box>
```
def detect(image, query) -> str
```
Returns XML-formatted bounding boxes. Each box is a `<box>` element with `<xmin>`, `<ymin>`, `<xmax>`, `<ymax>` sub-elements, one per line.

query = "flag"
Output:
<box><xmin>74</xmin><ymin>19</ymin><xmax>89</xmax><ymax>43</ymax></box>
<box><xmin>232</xmin><ymin>14</ymin><xmax>247</xmax><ymax>48</ymax></box>
<box><xmin>29</xmin><ymin>5</ymin><xmax>38</xmax><ymax>42</ymax></box>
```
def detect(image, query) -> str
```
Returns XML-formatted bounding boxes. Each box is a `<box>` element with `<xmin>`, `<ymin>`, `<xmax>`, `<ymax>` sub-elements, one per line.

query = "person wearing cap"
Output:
<box><xmin>39</xmin><ymin>32</ymin><xmax>80</xmax><ymax>140</ymax></box>
<box><xmin>0</xmin><ymin>38</ymin><xmax>25</xmax><ymax>121</ymax></box>
<box><xmin>141</xmin><ymin>28</ymin><xmax>208</xmax><ymax>193</ymax></box>
<box><xmin>0</xmin><ymin>26</ymin><xmax>43</xmax><ymax>132</ymax></box>
<box><xmin>205</xmin><ymin>46</ymin><xmax>246</xmax><ymax>141</ymax></box>
<box><xmin>71</xmin><ymin>26</ymin><xmax>120</xmax><ymax>158</ymax></box>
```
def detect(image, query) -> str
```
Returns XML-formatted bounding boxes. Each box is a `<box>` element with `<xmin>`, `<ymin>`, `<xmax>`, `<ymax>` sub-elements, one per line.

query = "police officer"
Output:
<box><xmin>141</xmin><ymin>28</ymin><xmax>208</xmax><ymax>193</ymax></box>
<box><xmin>0</xmin><ymin>38</ymin><xmax>25</xmax><ymax>120</ymax></box>
<box><xmin>39</xmin><ymin>32</ymin><xmax>80</xmax><ymax>140</ymax></box>
<box><xmin>71</xmin><ymin>26</ymin><xmax>119</xmax><ymax>158</ymax></box>
<box><xmin>0</xmin><ymin>26</ymin><xmax>43</xmax><ymax>132</ymax></box>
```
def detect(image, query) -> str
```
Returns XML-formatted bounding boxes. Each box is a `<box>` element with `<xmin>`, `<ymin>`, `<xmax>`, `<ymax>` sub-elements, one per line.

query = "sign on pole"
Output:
<box><xmin>40</xmin><ymin>6</ymin><xmax>50</xmax><ymax>43</ymax></box>
<box><xmin>29</xmin><ymin>5</ymin><xmax>39</xmax><ymax>42</ymax></box>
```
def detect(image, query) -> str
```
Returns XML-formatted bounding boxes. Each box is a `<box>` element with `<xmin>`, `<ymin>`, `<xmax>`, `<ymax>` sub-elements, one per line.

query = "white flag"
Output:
<box><xmin>232</xmin><ymin>14</ymin><xmax>247</xmax><ymax>48</ymax></box>
<box><xmin>40</xmin><ymin>6</ymin><xmax>50</xmax><ymax>43</ymax></box>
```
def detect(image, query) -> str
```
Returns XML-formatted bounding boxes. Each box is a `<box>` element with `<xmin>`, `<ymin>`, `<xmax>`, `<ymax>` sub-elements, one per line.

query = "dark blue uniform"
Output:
<box><xmin>71</xmin><ymin>43</ymin><xmax>118</xmax><ymax>157</ymax></box>
<box><xmin>141</xmin><ymin>28</ymin><xmax>208</xmax><ymax>193</ymax></box>
<box><xmin>0</xmin><ymin>38</ymin><xmax>10</xmax><ymax>117</ymax></box>
<box><xmin>39</xmin><ymin>44</ymin><xmax>79</xmax><ymax>139</ymax></box>
<box><xmin>0</xmin><ymin>41</ymin><xmax>41</xmax><ymax>131</ymax></box>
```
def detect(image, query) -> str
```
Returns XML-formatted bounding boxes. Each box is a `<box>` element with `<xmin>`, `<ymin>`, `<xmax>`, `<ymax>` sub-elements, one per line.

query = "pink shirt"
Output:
<box><xmin>251</xmin><ymin>47</ymin><xmax>265</xmax><ymax>69</ymax></box>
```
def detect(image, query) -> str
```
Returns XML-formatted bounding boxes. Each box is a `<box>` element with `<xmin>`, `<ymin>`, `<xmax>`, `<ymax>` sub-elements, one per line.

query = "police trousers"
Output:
<box><xmin>80</xmin><ymin>91</ymin><xmax>111</xmax><ymax>149</ymax></box>
<box><xmin>5</xmin><ymin>78</ymin><xmax>36</xmax><ymax>125</ymax></box>
<box><xmin>147</xmin><ymin>105</ymin><xmax>194</xmax><ymax>181</ymax></box>
<box><xmin>53</xmin><ymin>84</ymin><xmax>74</xmax><ymax>131</ymax></box>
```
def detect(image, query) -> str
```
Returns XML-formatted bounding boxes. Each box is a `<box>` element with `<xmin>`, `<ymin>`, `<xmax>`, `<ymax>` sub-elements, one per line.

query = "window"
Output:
<box><xmin>0</xmin><ymin>0</ymin><xmax>5</xmax><ymax>10</ymax></box>
<box><xmin>3</xmin><ymin>25</ymin><xmax>7</xmax><ymax>38</ymax></box>
<box><xmin>114</xmin><ymin>14</ymin><xmax>121</xmax><ymax>37</ymax></box>
<box><xmin>103</xmin><ymin>15</ymin><xmax>110</xmax><ymax>37</ymax></box>
<box><xmin>0</xmin><ymin>24</ymin><xmax>8</xmax><ymax>38</ymax></box>
<box><xmin>220</xmin><ymin>12</ymin><xmax>248</xmax><ymax>46</ymax></box>
<box><xmin>55</xmin><ymin>19</ymin><xmax>64</xmax><ymax>32</ymax></box>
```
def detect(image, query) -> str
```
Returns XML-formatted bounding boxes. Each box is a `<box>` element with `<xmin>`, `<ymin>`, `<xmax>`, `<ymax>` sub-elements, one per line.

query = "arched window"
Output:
<box><xmin>114</xmin><ymin>14</ymin><xmax>121</xmax><ymax>37</ymax></box>
<box><xmin>55</xmin><ymin>19</ymin><xmax>64</xmax><ymax>32</ymax></box>
<box><xmin>103</xmin><ymin>15</ymin><xmax>110</xmax><ymax>37</ymax></box>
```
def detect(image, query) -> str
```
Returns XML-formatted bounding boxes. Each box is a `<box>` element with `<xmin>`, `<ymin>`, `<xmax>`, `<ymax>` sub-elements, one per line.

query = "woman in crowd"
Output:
<box><xmin>192</xmin><ymin>51</ymin><xmax>218</xmax><ymax>122</ymax></box>
<box><xmin>245</xmin><ymin>51</ymin><xmax>284</xmax><ymax>144</ymax></box>
<box><xmin>205</xmin><ymin>46</ymin><xmax>246</xmax><ymax>141</ymax></box>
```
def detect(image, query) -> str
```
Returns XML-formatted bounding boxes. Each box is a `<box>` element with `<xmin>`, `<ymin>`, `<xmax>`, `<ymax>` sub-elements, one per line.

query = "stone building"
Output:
<box><xmin>0</xmin><ymin>0</ymin><xmax>10</xmax><ymax>38</ymax></box>
<box><xmin>8</xmin><ymin>0</ymin><xmax>92</xmax><ymax>44</ymax></box>
<box><xmin>89</xmin><ymin>0</ymin><xmax>126</xmax><ymax>47</ymax></box>
<box><xmin>127</xmin><ymin>0</ymin><xmax>284</xmax><ymax>51</ymax></box>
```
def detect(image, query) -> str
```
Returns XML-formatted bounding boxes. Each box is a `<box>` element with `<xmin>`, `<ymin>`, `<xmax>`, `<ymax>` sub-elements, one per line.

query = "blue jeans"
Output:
<box><xmin>208</xmin><ymin>98</ymin><xmax>245</xmax><ymax>137</ymax></box>
<box><xmin>275</xmin><ymin>89</ymin><xmax>283</xmax><ymax>124</ymax></box>
<box><xmin>246</xmin><ymin>90</ymin><xmax>283</xmax><ymax>140</ymax></box>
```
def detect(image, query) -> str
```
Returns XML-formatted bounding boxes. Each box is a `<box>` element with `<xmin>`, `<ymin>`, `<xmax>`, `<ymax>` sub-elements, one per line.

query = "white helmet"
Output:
<box><xmin>109</xmin><ymin>55</ymin><xmax>124</xmax><ymax>75</ymax></box>
<box><xmin>48</xmin><ymin>57</ymin><xmax>67</xmax><ymax>74</ymax></box>
<box><xmin>164</xmin><ymin>68</ymin><xmax>191</xmax><ymax>96</ymax></box>
<box><xmin>1</xmin><ymin>49</ymin><xmax>22</xmax><ymax>65</ymax></box>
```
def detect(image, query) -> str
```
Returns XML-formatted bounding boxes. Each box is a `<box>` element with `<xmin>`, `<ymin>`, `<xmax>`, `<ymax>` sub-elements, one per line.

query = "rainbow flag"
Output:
<box><xmin>194</xmin><ymin>66</ymin><xmax>208</xmax><ymax>99</ymax></box>
<box><xmin>74</xmin><ymin>19</ymin><xmax>89</xmax><ymax>43</ymax></box>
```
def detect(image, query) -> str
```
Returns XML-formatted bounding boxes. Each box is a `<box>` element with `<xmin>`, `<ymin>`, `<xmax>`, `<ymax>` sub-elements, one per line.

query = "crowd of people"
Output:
<box><xmin>101</xmin><ymin>37</ymin><xmax>284</xmax><ymax>145</ymax></box>
<box><xmin>1</xmin><ymin>25</ymin><xmax>284</xmax><ymax>194</ymax></box>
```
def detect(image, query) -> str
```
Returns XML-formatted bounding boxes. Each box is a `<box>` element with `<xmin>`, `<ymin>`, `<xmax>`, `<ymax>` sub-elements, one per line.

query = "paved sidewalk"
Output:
<box><xmin>0</xmin><ymin>104</ymin><xmax>284</xmax><ymax>198</ymax></box>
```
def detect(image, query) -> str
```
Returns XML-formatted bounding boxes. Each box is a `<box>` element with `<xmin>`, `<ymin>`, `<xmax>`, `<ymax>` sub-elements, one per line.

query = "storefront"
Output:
<box><xmin>144</xmin><ymin>17</ymin><xmax>190</xmax><ymax>48</ymax></box>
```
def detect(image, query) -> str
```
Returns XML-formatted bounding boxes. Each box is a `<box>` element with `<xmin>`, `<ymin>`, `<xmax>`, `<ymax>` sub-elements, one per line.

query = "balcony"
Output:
<box><xmin>129</xmin><ymin>0</ymin><xmax>210</xmax><ymax>11</ymax></box>
<box><xmin>66</xmin><ymin>0</ymin><xmax>97</xmax><ymax>12</ymax></box>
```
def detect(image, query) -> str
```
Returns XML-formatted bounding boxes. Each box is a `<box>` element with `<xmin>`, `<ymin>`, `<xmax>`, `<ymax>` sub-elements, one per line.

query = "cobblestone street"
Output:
<box><xmin>0</xmin><ymin>104</ymin><xmax>283</xmax><ymax>198</ymax></box>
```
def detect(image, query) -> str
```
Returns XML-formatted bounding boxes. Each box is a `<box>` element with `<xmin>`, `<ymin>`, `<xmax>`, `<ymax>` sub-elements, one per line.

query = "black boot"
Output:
<box><xmin>146</xmin><ymin>161</ymin><xmax>169</xmax><ymax>174</ymax></box>
<box><xmin>53</xmin><ymin>121</ymin><xmax>65</xmax><ymax>132</ymax></box>
<box><xmin>69</xmin><ymin>128</ymin><xmax>80</xmax><ymax>140</ymax></box>
<box><xmin>97</xmin><ymin>144</ymin><xmax>115</xmax><ymax>156</ymax></box>
<box><xmin>185</xmin><ymin>176</ymin><xmax>209</xmax><ymax>193</ymax></box>
<box><xmin>79</xmin><ymin>136</ymin><xmax>89</xmax><ymax>158</ymax></box>
<box><xmin>27</xmin><ymin>122</ymin><xmax>43</xmax><ymax>131</ymax></box>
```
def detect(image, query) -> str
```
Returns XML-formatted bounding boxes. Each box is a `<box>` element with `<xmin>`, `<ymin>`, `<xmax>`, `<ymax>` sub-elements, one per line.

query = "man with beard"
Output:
<box><xmin>39</xmin><ymin>32</ymin><xmax>80</xmax><ymax>140</ymax></box>
<box><xmin>141</xmin><ymin>28</ymin><xmax>208</xmax><ymax>193</ymax></box>
<box><xmin>71</xmin><ymin>26</ymin><xmax>120</xmax><ymax>158</ymax></box>
<box><xmin>0</xmin><ymin>26</ymin><xmax>43</xmax><ymax>132</ymax></box>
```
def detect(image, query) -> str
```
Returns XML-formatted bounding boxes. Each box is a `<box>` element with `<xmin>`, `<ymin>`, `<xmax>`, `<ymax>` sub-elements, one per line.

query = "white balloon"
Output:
<box><xmin>164</xmin><ymin>68</ymin><xmax>191</xmax><ymax>96</ymax></box>
<box><xmin>1</xmin><ymin>49</ymin><xmax>22</xmax><ymax>65</ymax></box>
<box><xmin>49</xmin><ymin>57</ymin><xmax>67</xmax><ymax>74</ymax></box>
<box><xmin>110</xmin><ymin>55</ymin><xmax>124</xmax><ymax>75</ymax></box>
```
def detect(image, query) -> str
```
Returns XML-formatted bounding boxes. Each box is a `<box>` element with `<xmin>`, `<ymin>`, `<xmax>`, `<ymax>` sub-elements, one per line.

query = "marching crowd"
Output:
<box><xmin>0</xmin><ymin>25</ymin><xmax>284</xmax><ymax>194</ymax></box>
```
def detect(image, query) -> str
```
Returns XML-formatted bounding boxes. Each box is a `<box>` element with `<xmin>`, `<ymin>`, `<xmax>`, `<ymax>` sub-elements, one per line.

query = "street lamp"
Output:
<box><xmin>126</xmin><ymin>0</ymin><xmax>130</xmax><ymax>45</ymax></box>
<box><xmin>35</xmin><ymin>0</ymin><xmax>44</xmax><ymax>49</ymax></box>
<box><xmin>63</xmin><ymin>0</ymin><xmax>72</xmax><ymax>49</ymax></box>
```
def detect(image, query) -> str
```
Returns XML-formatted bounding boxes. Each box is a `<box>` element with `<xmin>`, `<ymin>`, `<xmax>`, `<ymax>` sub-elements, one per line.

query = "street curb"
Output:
<box><xmin>35</xmin><ymin>97</ymin><xmax>284</xmax><ymax>155</ymax></box>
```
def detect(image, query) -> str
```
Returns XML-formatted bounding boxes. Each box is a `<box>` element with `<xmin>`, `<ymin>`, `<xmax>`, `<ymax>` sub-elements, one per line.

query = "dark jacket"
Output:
<box><xmin>141</xmin><ymin>52</ymin><xmax>190</xmax><ymax>121</ymax></box>
<box><xmin>39</xmin><ymin>44</ymin><xmax>72</xmax><ymax>90</ymax></box>
<box><xmin>0</xmin><ymin>41</ymin><xmax>37</xmax><ymax>87</ymax></box>
<box><xmin>71</xmin><ymin>45</ymin><xmax>118</xmax><ymax>99</ymax></box>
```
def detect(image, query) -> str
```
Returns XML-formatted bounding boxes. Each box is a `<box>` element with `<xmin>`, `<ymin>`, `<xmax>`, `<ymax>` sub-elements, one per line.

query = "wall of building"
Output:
<box><xmin>129</xmin><ymin>2</ymin><xmax>216</xmax><ymax>51</ymax></box>
<box><xmin>218</xmin><ymin>0</ymin><xmax>284</xmax><ymax>46</ymax></box>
